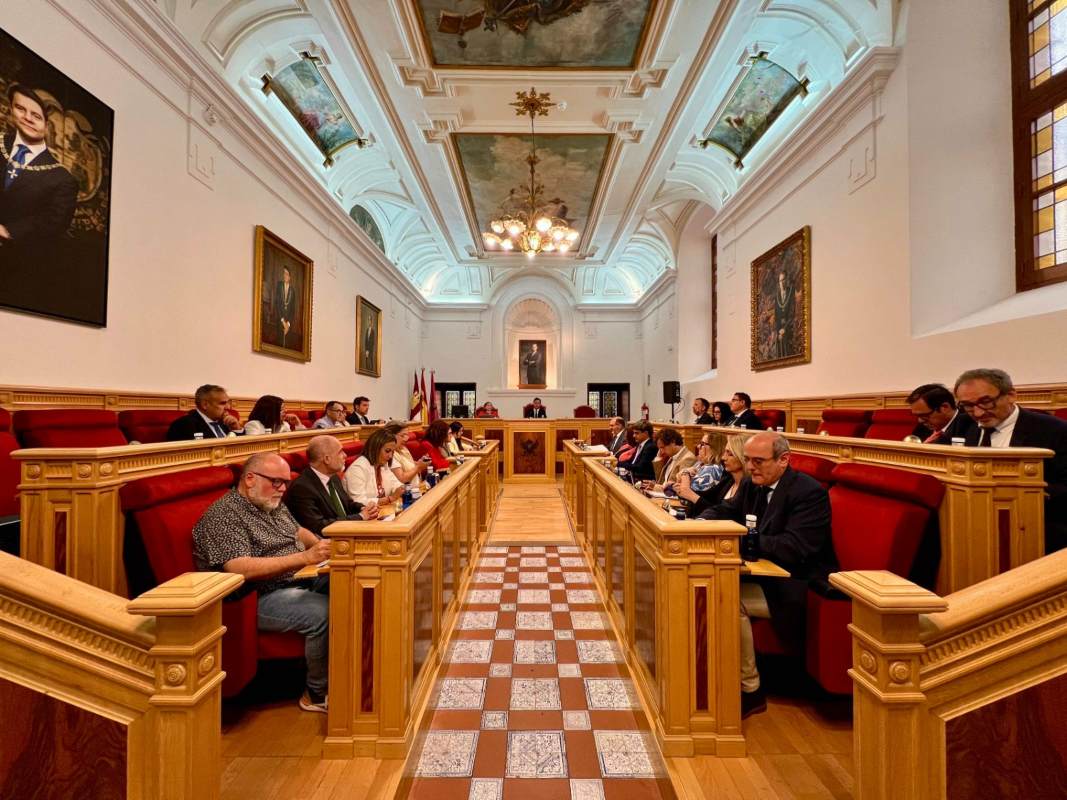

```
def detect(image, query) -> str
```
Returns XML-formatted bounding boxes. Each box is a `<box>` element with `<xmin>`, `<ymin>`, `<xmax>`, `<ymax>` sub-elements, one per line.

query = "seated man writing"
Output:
<box><xmin>193</xmin><ymin>452</ymin><xmax>333</xmax><ymax>713</ymax></box>
<box><xmin>284</xmin><ymin>435</ymin><xmax>379</xmax><ymax>535</ymax></box>
<box><xmin>697</xmin><ymin>431</ymin><xmax>836</xmax><ymax>718</ymax></box>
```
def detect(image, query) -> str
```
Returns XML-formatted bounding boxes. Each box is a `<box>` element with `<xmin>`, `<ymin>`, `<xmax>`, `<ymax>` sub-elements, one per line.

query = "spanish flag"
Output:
<box><xmin>409</xmin><ymin>371</ymin><xmax>423</xmax><ymax>421</ymax></box>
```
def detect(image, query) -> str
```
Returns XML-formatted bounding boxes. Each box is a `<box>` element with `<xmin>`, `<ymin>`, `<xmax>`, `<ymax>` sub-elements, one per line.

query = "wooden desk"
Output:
<box><xmin>321</xmin><ymin>447</ymin><xmax>497</xmax><ymax>759</ymax></box>
<box><xmin>566</xmin><ymin>456</ymin><xmax>748</xmax><ymax>757</ymax></box>
<box><xmin>447</xmin><ymin>418</ymin><xmax>612</xmax><ymax>483</ymax></box>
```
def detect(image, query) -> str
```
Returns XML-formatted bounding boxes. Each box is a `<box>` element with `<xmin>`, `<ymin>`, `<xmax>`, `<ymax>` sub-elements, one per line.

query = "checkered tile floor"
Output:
<box><xmin>401</xmin><ymin>545</ymin><xmax>676</xmax><ymax>800</ymax></box>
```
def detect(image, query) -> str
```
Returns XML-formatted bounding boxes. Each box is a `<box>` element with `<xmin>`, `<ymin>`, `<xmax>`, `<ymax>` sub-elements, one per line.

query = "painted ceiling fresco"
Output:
<box><xmin>454</xmin><ymin>132</ymin><xmax>611</xmax><ymax>249</ymax></box>
<box><xmin>413</xmin><ymin>0</ymin><xmax>655</xmax><ymax>68</ymax></box>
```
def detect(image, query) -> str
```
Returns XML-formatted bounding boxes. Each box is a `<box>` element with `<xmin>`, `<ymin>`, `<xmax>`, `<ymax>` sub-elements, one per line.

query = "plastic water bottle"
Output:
<box><xmin>402</xmin><ymin>488</ymin><xmax>413</xmax><ymax>509</ymax></box>
<box><xmin>410</xmin><ymin>483</ymin><xmax>422</xmax><ymax>501</ymax></box>
<box><xmin>741</xmin><ymin>514</ymin><xmax>760</xmax><ymax>561</ymax></box>
<box><xmin>426</xmin><ymin>472</ymin><xmax>437</xmax><ymax>488</ymax></box>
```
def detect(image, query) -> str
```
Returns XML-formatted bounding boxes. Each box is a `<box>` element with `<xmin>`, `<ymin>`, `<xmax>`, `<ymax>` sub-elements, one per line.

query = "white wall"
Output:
<box><xmin>678</xmin><ymin>0</ymin><xmax>1067</xmax><ymax>406</ymax></box>
<box><xmin>0</xmin><ymin>1</ymin><xmax>422</xmax><ymax>417</ymax></box>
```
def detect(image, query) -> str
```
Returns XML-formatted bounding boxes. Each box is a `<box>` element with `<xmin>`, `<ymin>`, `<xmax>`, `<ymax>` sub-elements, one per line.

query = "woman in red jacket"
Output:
<box><xmin>423</xmin><ymin>419</ymin><xmax>458</xmax><ymax>471</ymax></box>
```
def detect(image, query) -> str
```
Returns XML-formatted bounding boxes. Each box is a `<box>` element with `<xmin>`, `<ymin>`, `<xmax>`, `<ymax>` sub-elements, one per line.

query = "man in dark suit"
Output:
<box><xmin>0</xmin><ymin>85</ymin><xmax>79</xmax><ymax>314</ymax></box>
<box><xmin>166</xmin><ymin>384</ymin><xmax>242</xmax><ymax>441</ymax></box>
<box><xmin>618</xmin><ymin>421</ymin><xmax>656</xmax><ymax>481</ymax></box>
<box><xmin>606</xmin><ymin>416</ymin><xmax>627</xmax><ymax>455</ymax></box>
<box><xmin>521</xmin><ymin>342</ymin><xmax>545</xmax><ymax>385</ymax></box>
<box><xmin>727</xmin><ymin>392</ymin><xmax>764</xmax><ymax>430</ymax></box>
<box><xmin>284</xmin><ymin>436</ymin><xmax>378</xmax><ymax>535</ymax></box>
<box><xmin>692</xmin><ymin>397</ymin><xmax>714</xmax><ymax>425</ymax></box>
<box><xmin>955</xmin><ymin>368</ymin><xmax>1067</xmax><ymax>553</ymax></box>
<box><xmin>906</xmin><ymin>383</ymin><xmax>976</xmax><ymax>444</ymax></box>
<box><xmin>274</xmin><ymin>267</ymin><xmax>296</xmax><ymax>348</ymax></box>
<box><xmin>524</xmin><ymin>397</ymin><xmax>547</xmax><ymax>418</ymax></box>
<box><xmin>346</xmin><ymin>396</ymin><xmax>374</xmax><ymax>426</ymax></box>
<box><xmin>699</xmin><ymin>431</ymin><xmax>836</xmax><ymax>717</ymax></box>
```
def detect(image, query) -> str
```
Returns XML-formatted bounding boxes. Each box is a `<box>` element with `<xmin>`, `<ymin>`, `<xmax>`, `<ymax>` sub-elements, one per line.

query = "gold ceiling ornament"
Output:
<box><xmin>482</xmin><ymin>87</ymin><xmax>580</xmax><ymax>259</ymax></box>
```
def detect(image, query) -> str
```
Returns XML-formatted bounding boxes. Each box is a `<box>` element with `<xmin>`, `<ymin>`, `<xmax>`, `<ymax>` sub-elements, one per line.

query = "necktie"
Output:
<box><xmin>753</xmin><ymin>486</ymin><xmax>769</xmax><ymax>520</ymax></box>
<box><xmin>4</xmin><ymin>144</ymin><xmax>30</xmax><ymax>190</ymax></box>
<box><xmin>923</xmin><ymin>429</ymin><xmax>943</xmax><ymax>445</ymax></box>
<box><xmin>327</xmin><ymin>480</ymin><xmax>347</xmax><ymax>517</ymax></box>
<box><xmin>979</xmin><ymin>428</ymin><xmax>994</xmax><ymax>447</ymax></box>
<box><xmin>212</xmin><ymin>422</ymin><xmax>228</xmax><ymax>438</ymax></box>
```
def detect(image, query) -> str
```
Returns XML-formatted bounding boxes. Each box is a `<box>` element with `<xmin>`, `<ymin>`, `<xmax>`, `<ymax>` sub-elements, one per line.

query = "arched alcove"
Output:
<box><xmin>487</xmin><ymin>278</ymin><xmax>575</xmax><ymax>394</ymax></box>
<box><xmin>504</xmin><ymin>298</ymin><xmax>559</xmax><ymax>389</ymax></box>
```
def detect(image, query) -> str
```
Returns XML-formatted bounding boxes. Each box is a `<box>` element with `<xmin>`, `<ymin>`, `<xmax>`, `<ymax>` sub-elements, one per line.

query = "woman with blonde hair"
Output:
<box><xmin>674</xmin><ymin>435</ymin><xmax>748</xmax><ymax>517</ymax></box>
<box><xmin>383</xmin><ymin>421</ymin><xmax>430</xmax><ymax>485</ymax></box>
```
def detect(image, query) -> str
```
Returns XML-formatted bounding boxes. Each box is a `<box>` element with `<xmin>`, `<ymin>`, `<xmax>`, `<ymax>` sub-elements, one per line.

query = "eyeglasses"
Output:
<box><xmin>252</xmin><ymin>472</ymin><xmax>291</xmax><ymax>490</ymax></box>
<box><xmin>744</xmin><ymin>455</ymin><xmax>780</xmax><ymax>467</ymax></box>
<box><xmin>956</xmin><ymin>393</ymin><xmax>1003</xmax><ymax>414</ymax></box>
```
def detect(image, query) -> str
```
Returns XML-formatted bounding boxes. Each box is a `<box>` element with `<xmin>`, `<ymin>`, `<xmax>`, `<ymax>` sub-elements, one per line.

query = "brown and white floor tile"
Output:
<box><xmin>402</xmin><ymin>544</ymin><xmax>676</xmax><ymax>800</ymax></box>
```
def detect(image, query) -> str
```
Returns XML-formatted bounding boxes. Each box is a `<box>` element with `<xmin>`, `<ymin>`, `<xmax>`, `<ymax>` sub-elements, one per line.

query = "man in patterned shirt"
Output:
<box><xmin>194</xmin><ymin>452</ymin><xmax>332</xmax><ymax>712</ymax></box>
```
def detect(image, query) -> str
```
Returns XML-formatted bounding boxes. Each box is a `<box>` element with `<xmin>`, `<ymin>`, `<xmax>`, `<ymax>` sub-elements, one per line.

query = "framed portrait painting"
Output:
<box><xmin>0</xmin><ymin>27</ymin><xmax>114</xmax><ymax>327</ymax></box>
<box><xmin>750</xmin><ymin>226</ymin><xmax>811</xmax><ymax>372</ymax></box>
<box><xmin>518</xmin><ymin>339</ymin><xmax>546</xmax><ymax>389</ymax></box>
<box><xmin>356</xmin><ymin>296</ymin><xmax>381</xmax><ymax>377</ymax></box>
<box><xmin>253</xmin><ymin>225</ymin><xmax>313</xmax><ymax>362</ymax></box>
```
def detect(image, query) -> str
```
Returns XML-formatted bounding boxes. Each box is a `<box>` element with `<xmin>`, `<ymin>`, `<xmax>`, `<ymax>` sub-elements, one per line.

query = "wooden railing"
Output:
<box><xmin>832</xmin><ymin>549</ymin><xmax>1067</xmax><ymax>799</ymax></box>
<box><xmin>321</xmin><ymin>443</ymin><xmax>497</xmax><ymax>758</ymax></box>
<box><xmin>564</xmin><ymin>449</ymin><xmax>749</xmax><ymax>756</ymax></box>
<box><xmin>12</xmin><ymin>425</ymin><xmax>398</xmax><ymax>595</ymax></box>
<box><xmin>654</xmin><ymin>424</ymin><xmax>1052</xmax><ymax>594</ymax></box>
<box><xmin>0</xmin><ymin>552</ymin><xmax>239</xmax><ymax>799</ymax></box>
<box><xmin>444</xmin><ymin>418</ymin><xmax>613</xmax><ymax>480</ymax></box>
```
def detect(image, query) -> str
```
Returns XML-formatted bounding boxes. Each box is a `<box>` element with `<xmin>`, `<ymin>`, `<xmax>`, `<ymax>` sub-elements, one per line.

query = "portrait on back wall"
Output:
<box><xmin>518</xmin><ymin>339</ymin><xmax>546</xmax><ymax>388</ymax></box>
<box><xmin>253</xmin><ymin>225</ymin><xmax>313</xmax><ymax>362</ymax></box>
<box><xmin>751</xmin><ymin>226</ymin><xmax>811</xmax><ymax>372</ymax></box>
<box><xmin>0</xmin><ymin>27</ymin><xmax>114</xmax><ymax>327</ymax></box>
<box><xmin>356</xmin><ymin>295</ymin><xmax>381</xmax><ymax>378</ymax></box>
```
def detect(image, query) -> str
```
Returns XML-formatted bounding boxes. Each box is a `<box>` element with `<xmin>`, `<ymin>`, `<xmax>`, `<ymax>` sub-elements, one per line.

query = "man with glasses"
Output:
<box><xmin>285</xmin><ymin>435</ymin><xmax>378</xmax><ymax>534</ymax></box>
<box><xmin>906</xmin><ymin>383</ymin><xmax>975</xmax><ymax>444</ymax></box>
<box><xmin>312</xmin><ymin>401</ymin><xmax>350</xmax><ymax>429</ymax></box>
<box><xmin>697</xmin><ymin>432</ymin><xmax>836</xmax><ymax>718</ymax></box>
<box><xmin>955</xmin><ymin>368</ymin><xmax>1067</xmax><ymax>553</ymax></box>
<box><xmin>193</xmin><ymin>452</ymin><xmax>333</xmax><ymax>713</ymax></box>
<box><xmin>726</xmin><ymin>392</ymin><xmax>764</xmax><ymax>430</ymax></box>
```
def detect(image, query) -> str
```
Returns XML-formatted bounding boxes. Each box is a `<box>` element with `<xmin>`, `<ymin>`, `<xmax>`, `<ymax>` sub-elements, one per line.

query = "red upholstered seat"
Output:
<box><xmin>307</xmin><ymin>409</ymin><xmax>326</xmax><ymax>422</ymax></box>
<box><xmin>754</xmin><ymin>409</ymin><xmax>786</xmax><ymax>430</ymax></box>
<box><xmin>290</xmin><ymin>410</ymin><xmax>311</xmax><ymax>427</ymax></box>
<box><xmin>815</xmin><ymin>409</ymin><xmax>872</xmax><ymax>438</ymax></box>
<box><xmin>118</xmin><ymin>410</ymin><xmax>185</xmax><ymax>444</ymax></box>
<box><xmin>0</xmin><ymin>431</ymin><xmax>19</xmax><ymax>517</ymax></box>
<box><xmin>864</xmin><ymin>409</ymin><xmax>918</xmax><ymax>441</ymax></box>
<box><xmin>1056</xmin><ymin>409</ymin><xmax>1067</xmax><ymax>421</ymax></box>
<box><xmin>282</xmin><ymin>450</ymin><xmax>310</xmax><ymax>473</ymax></box>
<box><xmin>13</xmin><ymin>409</ymin><xmax>128</xmax><ymax>448</ymax></box>
<box><xmin>120</xmin><ymin>467</ymin><xmax>304</xmax><ymax>697</ymax></box>
<box><xmin>573</xmin><ymin>405</ymin><xmax>596</xmax><ymax>418</ymax></box>
<box><xmin>788</xmin><ymin>453</ymin><xmax>836</xmax><ymax>488</ymax></box>
<box><xmin>805</xmin><ymin>463</ymin><xmax>944</xmax><ymax>694</ymax></box>
<box><xmin>0</xmin><ymin>409</ymin><xmax>10</xmax><ymax>433</ymax></box>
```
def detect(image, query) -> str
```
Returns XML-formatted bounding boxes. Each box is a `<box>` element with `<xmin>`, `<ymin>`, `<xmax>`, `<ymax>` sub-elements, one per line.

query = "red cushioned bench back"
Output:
<box><xmin>0</xmin><ymin>409</ymin><xmax>10</xmax><ymax>434</ymax></box>
<box><xmin>788</xmin><ymin>453</ymin><xmax>836</xmax><ymax>488</ymax></box>
<box><xmin>1056</xmin><ymin>409</ymin><xmax>1067</xmax><ymax>421</ymax></box>
<box><xmin>864</xmin><ymin>409</ymin><xmax>918</xmax><ymax>441</ymax></box>
<box><xmin>0</xmin><ymin>432</ymin><xmax>19</xmax><ymax>517</ymax></box>
<box><xmin>282</xmin><ymin>450</ymin><xmax>309</xmax><ymax>473</ymax></box>
<box><xmin>13</xmin><ymin>409</ymin><xmax>128</xmax><ymax>448</ymax></box>
<box><xmin>117</xmin><ymin>410</ymin><xmax>186</xmax><ymax>444</ymax></box>
<box><xmin>754</xmin><ymin>409</ymin><xmax>786</xmax><ymax>430</ymax></box>
<box><xmin>573</xmin><ymin>405</ymin><xmax>596</xmax><ymax>418</ymax></box>
<box><xmin>816</xmin><ymin>409</ymin><xmax>872</xmax><ymax>438</ymax></box>
<box><xmin>120</xmin><ymin>466</ymin><xmax>235</xmax><ymax>584</ymax></box>
<box><xmin>828</xmin><ymin>463</ymin><xmax>944</xmax><ymax>573</ymax></box>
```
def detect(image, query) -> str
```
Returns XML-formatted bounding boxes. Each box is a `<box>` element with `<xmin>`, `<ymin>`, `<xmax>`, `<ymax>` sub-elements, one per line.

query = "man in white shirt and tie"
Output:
<box><xmin>606</xmin><ymin>417</ymin><xmax>627</xmax><ymax>455</ymax></box>
<box><xmin>165</xmin><ymin>384</ymin><xmax>242</xmax><ymax>441</ymax></box>
<box><xmin>346</xmin><ymin>396</ymin><xmax>374</xmax><ymax>426</ymax></box>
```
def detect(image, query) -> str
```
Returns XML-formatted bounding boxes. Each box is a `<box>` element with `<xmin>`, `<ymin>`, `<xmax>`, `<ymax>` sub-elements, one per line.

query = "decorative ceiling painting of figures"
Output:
<box><xmin>413</xmin><ymin>0</ymin><xmax>656</xmax><ymax>68</ymax></box>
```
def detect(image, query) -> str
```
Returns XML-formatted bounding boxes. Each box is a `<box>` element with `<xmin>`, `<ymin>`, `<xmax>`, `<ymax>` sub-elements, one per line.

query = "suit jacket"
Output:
<box><xmin>284</xmin><ymin>467</ymin><xmax>365</xmax><ymax>536</ymax></box>
<box><xmin>619</xmin><ymin>439</ymin><xmax>657</xmax><ymax>481</ymax></box>
<box><xmin>729</xmin><ymin>409</ymin><xmax>764</xmax><ymax>430</ymax></box>
<box><xmin>915</xmin><ymin>410</ymin><xmax>977</xmax><ymax>445</ymax></box>
<box><xmin>694</xmin><ymin>413</ymin><xmax>714</xmax><ymax>425</ymax></box>
<box><xmin>165</xmin><ymin>410</ymin><xmax>233</xmax><ymax>441</ymax></box>
<box><xmin>524</xmin><ymin>406</ymin><xmax>547</xmax><ymax>418</ymax></box>
<box><xmin>0</xmin><ymin>134</ymin><xmax>78</xmax><ymax>243</ymax></box>
<box><xmin>965</xmin><ymin>408</ymin><xmax>1067</xmax><ymax>552</ymax></box>
<box><xmin>698</xmin><ymin>467</ymin><xmax>837</xmax><ymax>582</ymax></box>
<box><xmin>607</xmin><ymin>430</ymin><xmax>627</xmax><ymax>455</ymax></box>
<box><xmin>661</xmin><ymin>447</ymin><xmax>697</xmax><ymax>485</ymax></box>
<box><xmin>346</xmin><ymin>412</ymin><xmax>371</xmax><ymax>426</ymax></box>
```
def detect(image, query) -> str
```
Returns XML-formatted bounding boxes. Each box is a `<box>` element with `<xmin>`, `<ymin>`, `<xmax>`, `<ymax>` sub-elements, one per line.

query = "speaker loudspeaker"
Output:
<box><xmin>663</xmin><ymin>381</ymin><xmax>681</xmax><ymax>404</ymax></box>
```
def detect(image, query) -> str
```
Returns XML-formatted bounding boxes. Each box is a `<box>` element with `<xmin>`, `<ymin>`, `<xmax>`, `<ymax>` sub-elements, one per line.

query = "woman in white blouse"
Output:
<box><xmin>344</xmin><ymin>428</ymin><xmax>406</xmax><ymax>506</ymax></box>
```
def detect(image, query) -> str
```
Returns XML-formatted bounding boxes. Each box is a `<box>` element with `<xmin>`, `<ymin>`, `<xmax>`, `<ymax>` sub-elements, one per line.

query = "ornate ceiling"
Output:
<box><xmin>147</xmin><ymin>0</ymin><xmax>897</xmax><ymax>305</ymax></box>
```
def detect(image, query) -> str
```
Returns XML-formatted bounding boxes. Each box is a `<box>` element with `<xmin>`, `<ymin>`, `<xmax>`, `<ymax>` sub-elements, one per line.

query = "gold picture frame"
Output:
<box><xmin>356</xmin><ymin>296</ymin><xmax>382</xmax><ymax>377</ymax></box>
<box><xmin>252</xmin><ymin>225</ymin><xmax>313</xmax><ymax>363</ymax></box>
<box><xmin>750</xmin><ymin>226</ymin><xmax>811</xmax><ymax>372</ymax></box>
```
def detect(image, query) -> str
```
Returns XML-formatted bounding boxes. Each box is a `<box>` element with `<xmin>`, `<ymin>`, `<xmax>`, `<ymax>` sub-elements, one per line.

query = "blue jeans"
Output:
<box><xmin>257</xmin><ymin>576</ymin><xmax>329</xmax><ymax>695</ymax></box>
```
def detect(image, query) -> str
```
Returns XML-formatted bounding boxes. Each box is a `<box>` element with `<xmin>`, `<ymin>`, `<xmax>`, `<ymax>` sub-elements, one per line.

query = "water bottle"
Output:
<box><xmin>741</xmin><ymin>514</ymin><xmax>760</xmax><ymax>561</ymax></box>
<box><xmin>402</xmin><ymin>488</ymin><xmax>413</xmax><ymax>509</ymax></box>
<box><xmin>426</xmin><ymin>472</ymin><xmax>437</xmax><ymax>488</ymax></box>
<box><xmin>410</xmin><ymin>483</ymin><xmax>422</xmax><ymax>501</ymax></box>
<box><xmin>950</xmin><ymin>437</ymin><xmax>965</xmax><ymax>447</ymax></box>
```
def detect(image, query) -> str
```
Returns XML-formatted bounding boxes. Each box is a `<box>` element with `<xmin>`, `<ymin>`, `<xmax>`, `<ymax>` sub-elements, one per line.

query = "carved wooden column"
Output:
<box><xmin>127</xmin><ymin>572</ymin><xmax>243</xmax><ymax>800</ymax></box>
<box><xmin>830</xmin><ymin>570</ymin><xmax>947</xmax><ymax>800</ymax></box>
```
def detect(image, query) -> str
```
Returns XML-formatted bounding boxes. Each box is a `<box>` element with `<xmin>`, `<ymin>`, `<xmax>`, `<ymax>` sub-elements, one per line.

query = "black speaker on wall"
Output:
<box><xmin>663</xmin><ymin>381</ymin><xmax>681</xmax><ymax>404</ymax></box>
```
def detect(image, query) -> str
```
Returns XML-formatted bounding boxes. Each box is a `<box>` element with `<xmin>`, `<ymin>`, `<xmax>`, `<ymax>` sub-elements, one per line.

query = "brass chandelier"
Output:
<box><xmin>482</xmin><ymin>88</ymin><xmax>579</xmax><ymax>259</ymax></box>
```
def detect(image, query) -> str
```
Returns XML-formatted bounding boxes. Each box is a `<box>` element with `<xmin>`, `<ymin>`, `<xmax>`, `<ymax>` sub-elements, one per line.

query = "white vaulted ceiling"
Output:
<box><xmin>144</xmin><ymin>0</ymin><xmax>898</xmax><ymax>305</ymax></box>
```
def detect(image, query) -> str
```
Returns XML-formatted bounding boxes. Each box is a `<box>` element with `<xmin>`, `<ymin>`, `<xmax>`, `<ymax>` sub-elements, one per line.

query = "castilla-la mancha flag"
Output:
<box><xmin>420</xmin><ymin>369</ymin><xmax>429</xmax><ymax>425</ymax></box>
<box><xmin>408</xmin><ymin>371</ymin><xmax>423</xmax><ymax>421</ymax></box>
<box><xmin>429</xmin><ymin>370</ymin><xmax>439</xmax><ymax>422</ymax></box>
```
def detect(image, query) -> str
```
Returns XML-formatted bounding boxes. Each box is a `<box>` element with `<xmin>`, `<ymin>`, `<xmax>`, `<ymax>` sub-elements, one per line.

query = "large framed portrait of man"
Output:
<box><xmin>750</xmin><ymin>226</ymin><xmax>811</xmax><ymax>372</ymax></box>
<box><xmin>518</xmin><ymin>339</ymin><xmax>546</xmax><ymax>389</ymax></box>
<box><xmin>253</xmin><ymin>225</ymin><xmax>313</xmax><ymax>362</ymax></box>
<box><xmin>0</xmin><ymin>28</ymin><xmax>114</xmax><ymax>326</ymax></box>
<box><xmin>356</xmin><ymin>295</ymin><xmax>381</xmax><ymax>377</ymax></box>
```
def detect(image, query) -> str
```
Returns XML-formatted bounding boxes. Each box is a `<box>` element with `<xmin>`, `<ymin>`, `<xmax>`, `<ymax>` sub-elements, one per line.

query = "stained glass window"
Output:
<box><xmin>462</xmin><ymin>391</ymin><xmax>477</xmax><ymax>409</ymax></box>
<box><xmin>445</xmin><ymin>391</ymin><xmax>460</xmax><ymax>414</ymax></box>
<box><xmin>603</xmin><ymin>392</ymin><xmax>618</xmax><ymax>418</ymax></box>
<box><xmin>588</xmin><ymin>392</ymin><xmax>600</xmax><ymax>415</ymax></box>
<box><xmin>1015</xmin><ymin>0</ymin><xmax>1067</xmax><ymax>289</ymax></box>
